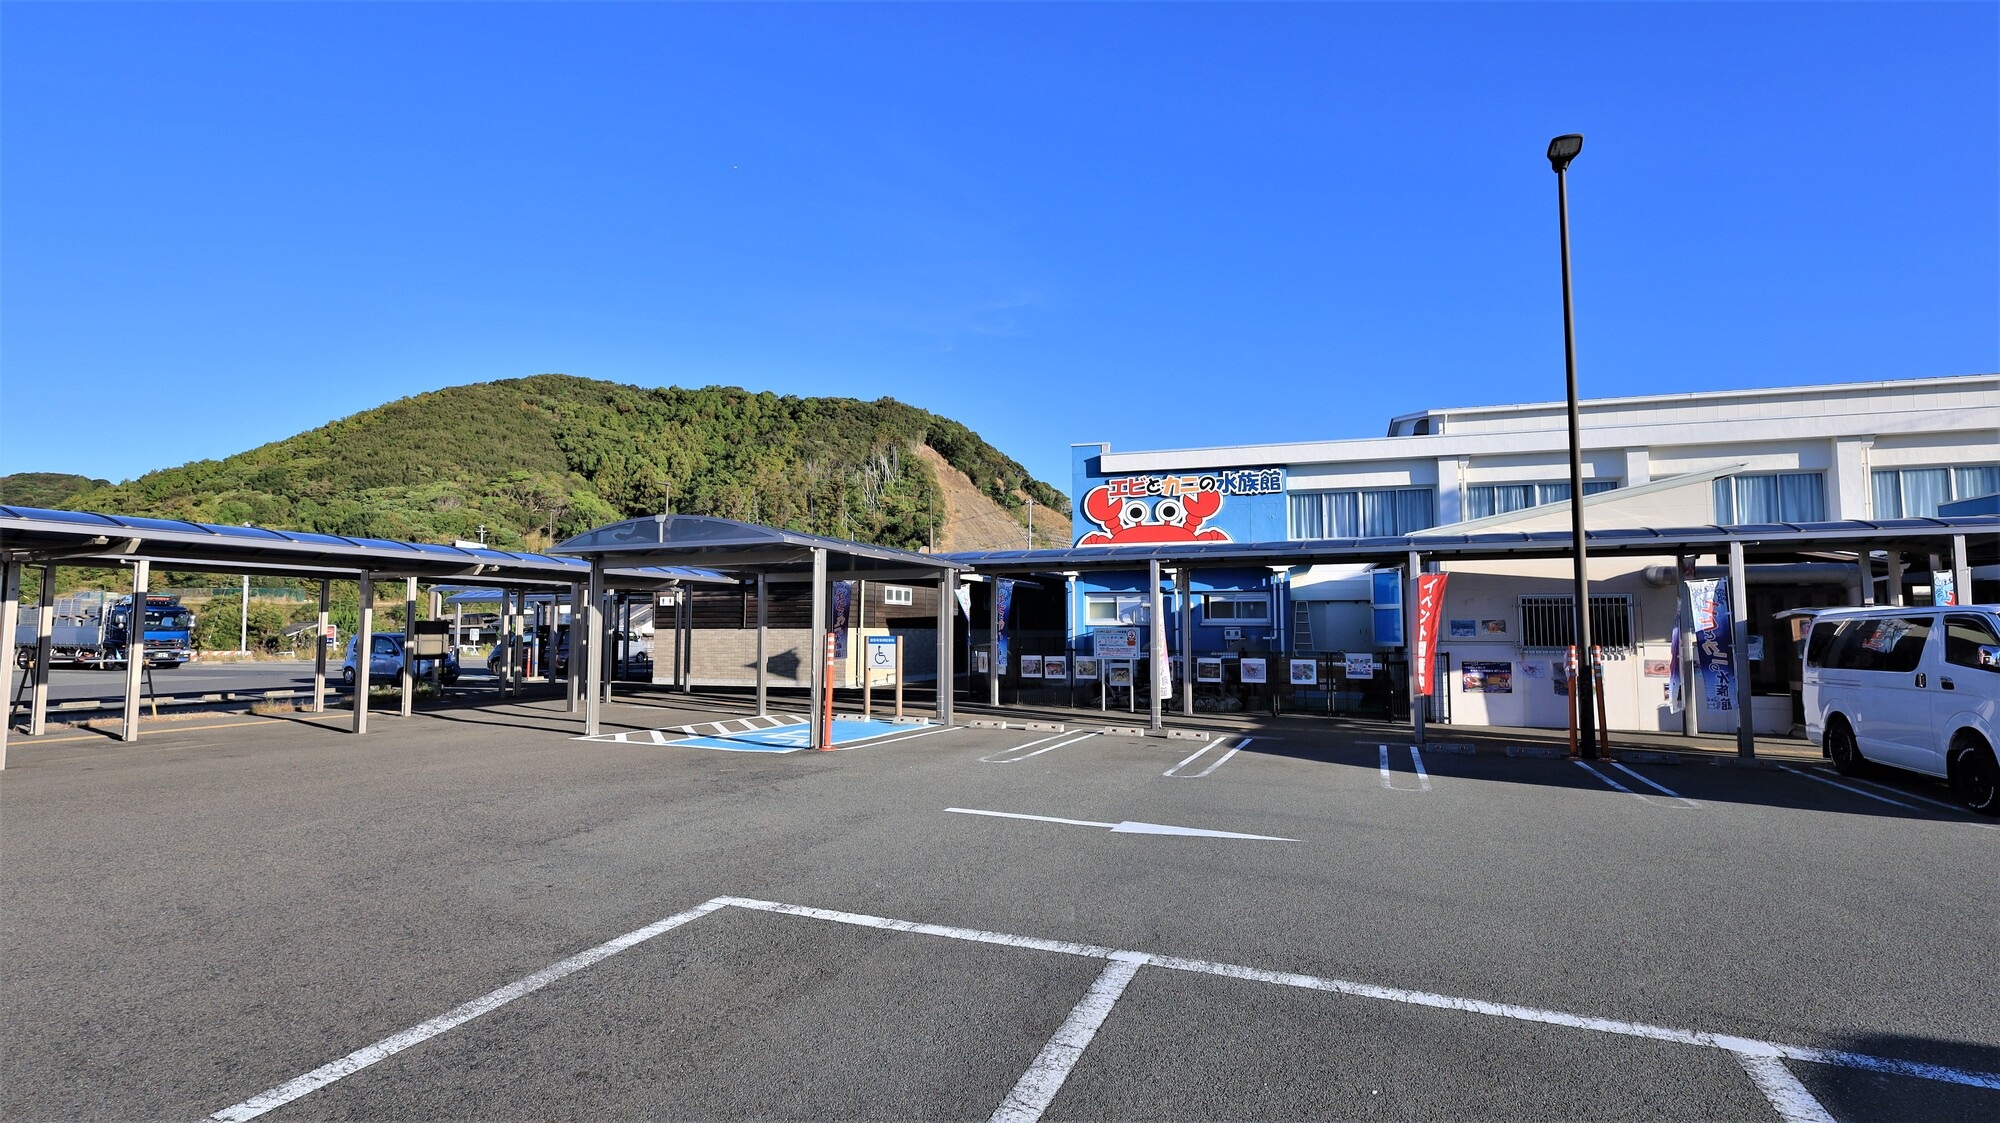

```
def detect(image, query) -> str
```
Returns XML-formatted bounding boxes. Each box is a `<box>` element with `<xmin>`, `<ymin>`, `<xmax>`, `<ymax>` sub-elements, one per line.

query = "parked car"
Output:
<box><xmin>341</xmin><ymin>633</ymin><xmax>459</xmax><ymax>687</ymax></box>
<box><xmin>486</xmin><ymin>625</ymin><xmax>569</xmax><ymax>678</ymax></box>
<box><xmin>1803</xmin><ymin>604</ymin><xmax>2000</xmax><ymax>813</ymax></box>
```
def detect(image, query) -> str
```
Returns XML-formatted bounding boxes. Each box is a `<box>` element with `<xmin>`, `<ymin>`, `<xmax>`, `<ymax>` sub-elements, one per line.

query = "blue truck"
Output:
<box><xmin>12</xmin><ymin>591</ymin><xmax>197</xmax><ymax>669</ymax></box>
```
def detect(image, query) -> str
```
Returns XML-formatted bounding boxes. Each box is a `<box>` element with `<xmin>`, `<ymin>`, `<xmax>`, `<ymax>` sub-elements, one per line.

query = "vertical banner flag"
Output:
<box><xmin>1933</xmin><ymin>570</ymin><xmax>1958</xmax><ymax>606</ymax></box>
<box><xmin>955</xmin><ymin>583</ymin><xmax>973</xmax><ymax>620</ymax></box>
<box><xmin>1151</xmin><ymin>583</ymin><xmax>1173</xmax><ymax>701</ymax></box>
<box><xmin>1668</xmin><ymin>619</ymin><xmax>1684</xmax><ymax>714</ymax></box>
<box><xmin>829</xmin><ymin>581</ymin><xmax>855</xmax><ymax>659</ymax></box>
<box><xmin>995</xmin><ymin>579</ymin><xmax>1015</xmax><ymax>675</ymax></box>
<box><xmin>1412</xmin><ymin>573</ymin><xmax>1448</xmax><ymax>697</ymax></box>
<box><xmin>1690</xmin><ymin>578</ymin><xmax>1733</xmax><ymax>711</ymax></box>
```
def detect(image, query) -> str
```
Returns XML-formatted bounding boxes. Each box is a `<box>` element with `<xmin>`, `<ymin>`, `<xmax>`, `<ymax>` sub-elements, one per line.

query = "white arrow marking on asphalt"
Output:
<box><xmin>944</xmin><ymin>807</ymin><xmax>1295</xmax><ymax>841</ymax></box>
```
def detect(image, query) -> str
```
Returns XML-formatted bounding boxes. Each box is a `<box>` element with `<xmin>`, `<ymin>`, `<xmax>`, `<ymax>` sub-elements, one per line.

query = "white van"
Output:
<box><xmin>1802</xmin><ymin>605</ymin><xmax>2000</xmax><ymax>814</ymax></box>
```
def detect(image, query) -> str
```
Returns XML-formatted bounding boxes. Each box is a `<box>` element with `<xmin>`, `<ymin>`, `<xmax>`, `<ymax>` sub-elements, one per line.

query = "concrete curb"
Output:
<box><xmin>1165</xmin><ymin>729</ymin><xmax>1213</xmax><ymax>741</ymax></box>
<box><xmin>1095</xmin><ymin>726</ymin><xmax>1149</xmax><ymax>738</ymax></box>
<box><xmin>1021</xmin><ymin>721</ymin><xmax>1066</xmax><ymax>732</ymax></box>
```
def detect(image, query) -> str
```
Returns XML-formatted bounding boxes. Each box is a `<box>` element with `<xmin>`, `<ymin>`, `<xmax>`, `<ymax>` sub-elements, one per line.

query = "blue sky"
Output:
<box><xmin>4</xmin><ymin>2</ymin><xmax>1994</xmax><ymax>492</ymax></box>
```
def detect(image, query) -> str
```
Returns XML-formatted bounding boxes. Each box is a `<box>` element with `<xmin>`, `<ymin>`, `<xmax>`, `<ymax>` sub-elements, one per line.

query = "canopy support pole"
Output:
<box><xmin>584</xmin><ymin>560</ymin><xmax>604</xmax><ymax>735</ymax></box>
<box><xmin>30</xmin><ymin>564</ymin><xmax>57</xmax><ymax>735</ymax></box>
<box><xmin>400</xmin><ymin>577</ymin><xmax>416</xmax><ymax>717</ymax></box>
<box><xmin>0</xmin><ymin>561</ymin><xmax>19</xmax><ymax>768</ymax></box>
<box><xmin>1148</xmin><ymin>559</ymin><xmax>1165</xmax><ymax>731</ymax></box>
<box><xmin>1177</xmin><ymin>568</ymin><xmax>1194</xmax><ymax>718</ymax></box>
<box><xmin>566</xmin><ymin>583</ymin><xmax>581</xmax><ymax>712</ymax></box>
<box><xmin>1953</xmin><ymin>534</ymin><xmax>1972</xmax><ymax>606</ymax></box>
<box><xmin>936</xmin><ymin>573</ymin><xmax>954</xmax><ymax>725</ymax></box>
<box><xmin>809</xmin><ymin>548</ymin><xmax>827</xmax><ymax>750</ymax></box>
<box><xmin>312</xmin><ymin>579</ymin><xmax>329</xmax><ymax>713</ymax></box>
<box><xmin>120</xmin><ymin>559</ymin><xmax>150</xmax><ymax>742</ymax></box>
<box><xmin>1408</xmin><ymin>550</ymin><xmax>1426</xmax><ymax>746</ymax></box>
<box><xmin>1729</xmin><ymin>541</ymin><xmax>1753</xmax><ymax>759</ymax></box>
<box><xmin>352</xmin><ymin>572</ymin><xmax>373</xmax><ymax>735</ymax></box>
<box><xmin>755</xmin><ymin>574</ymin><xmax>768</xmax><ymax>716</ymax></box>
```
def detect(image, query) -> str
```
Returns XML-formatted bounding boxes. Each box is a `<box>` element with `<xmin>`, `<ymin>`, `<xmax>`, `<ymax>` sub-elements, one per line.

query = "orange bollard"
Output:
<box><xmin>819</xmin><ymin>631</ymin><xmax>837</xmax><ymax>750</ymax></box>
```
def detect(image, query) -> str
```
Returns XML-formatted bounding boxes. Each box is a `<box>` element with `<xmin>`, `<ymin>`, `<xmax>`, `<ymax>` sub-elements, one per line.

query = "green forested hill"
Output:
<box><xmin>0</xmin><ymin>472</ymin><xmax>110</xmax><ymax>509</ymax></box>
<box><xmin>12</xmin><ymin>375</ymin><xmax>1065</xmax><ymax>551</ymax></box>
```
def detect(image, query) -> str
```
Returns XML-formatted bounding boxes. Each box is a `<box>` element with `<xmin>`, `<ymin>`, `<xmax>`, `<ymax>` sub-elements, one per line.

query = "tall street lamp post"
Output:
<box><xmin>1548</xmin><ymin>132</ymin><xmax>1599</xmax><ymax>760</ymax></box>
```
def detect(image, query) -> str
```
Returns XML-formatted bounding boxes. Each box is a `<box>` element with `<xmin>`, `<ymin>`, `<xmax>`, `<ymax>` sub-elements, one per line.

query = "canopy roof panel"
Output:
<box><xmin>554</xmin><ymin>515</ymin><xmax>962</xmax><ymax>577</ymax></box>
<box><xmin>0</xmin><ymin>505</ymin><xmax>731</xmax><ymax>587</ymax></box>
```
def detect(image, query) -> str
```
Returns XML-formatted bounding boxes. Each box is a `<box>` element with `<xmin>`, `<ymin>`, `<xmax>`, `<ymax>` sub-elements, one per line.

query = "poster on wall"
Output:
<box><xmin>1643</xmin><ymin>658</ymin><xmax>1671</xmax><ymax>678</ymax></box>
<box><xmin>1074</xmin><ymin>657</ymin><xmax>1101</xmax><ymax>680</ymax></box>
<box><xmin>1094</xmin><ymin>626</ymin><xmax>1140</xmax><ymax>659</ymax></box>
<box><xmin>1239</xmin><ymin>657</ymin><xmax>1267</xmax><ymax>684</ymax></box>
<box><xmin>1289</xmin><ymin>658</ymin><xmax>1319</xmax><ymax>686</ymax></box>
<box><xmin>1450</xmin><ymin>619</ymin><xmax>1476</xmax><ymax>638</ymax></box>
<box><xmin>1107</xmin><ymin>662</ymin><xmax>1134</xmax><ymax>687</ymax></box>
<box><xmin>1196</xmin><ymin>657</ymin><xmax>1224</xmax><ymax>683</ymax></box>
<box><xmin>1520</xmin><ymin>661</ymin><xmax>1545</xmax><ymax>680</ymax></box>
<box><xmin>1020</xmin><ymin>655</ymin><xmax>1043</xmax><ymax>679</ymax></box>
<box><xmin>974</xmin><ymin>650</ymin><xmax>989</xmax><ymax>674</ymax></box>
<box><xmin>1481</xmin><ymin>619</ymin><xmax>1508</xmax><ymax>635</ymax></box>
<box><xmin>1043</xmin><ymin>656</ymin><xmax>1067</xmax><ymax>680</ymax></box>
<box><xmin>1933</xmin><ymin>570</ymin><xmax>1958</xmax><ymax>606</ymax></box>
<box><xmin>1344</xmin><ymin>653</ymin><xmax>1376</xmax><ymax>680</ymax></box>
<box><xmin>1462</xmin><ymin>660</ymin><xmax>1514</xmax><ymax>693</ymax></box>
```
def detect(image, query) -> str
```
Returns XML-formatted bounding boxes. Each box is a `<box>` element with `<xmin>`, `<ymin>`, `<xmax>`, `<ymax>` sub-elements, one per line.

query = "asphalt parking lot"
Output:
<box><xmin>2</xmin><ymin>691</ymin><xmax>1995</xmax><ymax>1122</ymax></box>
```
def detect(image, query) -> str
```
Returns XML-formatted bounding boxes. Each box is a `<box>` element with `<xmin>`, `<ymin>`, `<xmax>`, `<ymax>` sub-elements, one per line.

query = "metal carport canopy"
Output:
<box><xmin>938</xmin><ymin>515</ymin><xmax>2000</xmax><ymax>576</ymax></box>
<box><xmin>0</xmin><ymin>505</ymin><xmax>733</xmax><ymax>588</ymax></box>
<box><xmin>550</xmin><ymin>515</ymin><xmax>967</xmax><ymax>742</ymax></box>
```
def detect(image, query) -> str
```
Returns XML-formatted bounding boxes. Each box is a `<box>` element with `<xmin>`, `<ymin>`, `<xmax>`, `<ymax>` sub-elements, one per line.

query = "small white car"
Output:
<box><xmin>1803</xmin><ymin>604</ymin><xmax>2000</xmax><ymax>814</ymax></box>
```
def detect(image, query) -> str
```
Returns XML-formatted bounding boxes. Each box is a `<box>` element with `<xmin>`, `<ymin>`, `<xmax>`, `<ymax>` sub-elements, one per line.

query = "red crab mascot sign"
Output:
<box><xmin>1076</xmin><ymin>483</ymin><xmax>1231</xmax><ymax>545</ymax></box>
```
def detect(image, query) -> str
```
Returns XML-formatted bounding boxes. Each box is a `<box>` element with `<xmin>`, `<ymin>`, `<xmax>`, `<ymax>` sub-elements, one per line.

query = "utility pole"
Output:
<box><xmin>1027</xmin><ymin>496</ymin><xmax>1035</xmax><ymax>549</ymax></box>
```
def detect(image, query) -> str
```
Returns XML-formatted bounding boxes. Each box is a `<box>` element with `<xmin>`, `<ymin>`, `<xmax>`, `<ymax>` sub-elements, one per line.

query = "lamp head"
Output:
<box><xmin>1547</xmin><ymin>133</ymin><xmax>1584</xmax><ymax>173</ymax></box>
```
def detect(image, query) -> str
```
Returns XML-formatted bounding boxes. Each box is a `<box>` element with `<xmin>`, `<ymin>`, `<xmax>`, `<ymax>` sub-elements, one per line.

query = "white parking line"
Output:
<box><xmin>1813</xmin><ymin>768</ymin><xmax>1985</xmax><ymax>817</ymax></box>
<box><xmin>205</xmin><ymin>898</ymin><xmax>731</xmax><ymax>1122</ymax></box>
<box><xmin>1609</xmin><ymin>762</ymin><xmax>1699</xmax><ymax>807</ymax></box>
<box><xmin>988</xmin><ymin>955</ymin><xmax>1145</xmax><ymax>1123</ymax></box>
<box><xmin>1378</xmin><ymin>744</ymin><xmax>1393</xmax><ymax>788</ymax></box>
<box><xmin>1408</xmin><ymin>746</ymin><xmax>1431</xmax><ymax>791</ymax></box>
<box><xmin>207</xmin><ymin>894</ymin><xmax>2000</xmax><ymax>1123</ymax></box>
<box><xmin>1191</xmin><ymin>738</ymin><xmax>1249</xmax><ymax>778</ymax></box>
<box><xmin>984</xmin><ymin>731</ymin><xmax>1096</xmax><ymax>763</ymax></box>
<box><xmin>982</xmin><ymin>731</ymin><xmax>1073</xmax><ymax>763</ymax></box>
<box><xmin>1164</xmin><ymin>737</ymin><xmax>1224</xmax><ymax>777</ymax></box>
<box><xmin>1779</xmin><ymin>765</ymin><xmax>1915</xmax><ymax>809</ymax></box>
<box><xmin>1735</xmin><ymin>1052</ymin><xmax>1838</xmax><ymax>1123</ymax></box>
<box><xmin>1574</xmin><ymin>760</ymin><xmax>1649</xmax><ymax>802</ymax></box>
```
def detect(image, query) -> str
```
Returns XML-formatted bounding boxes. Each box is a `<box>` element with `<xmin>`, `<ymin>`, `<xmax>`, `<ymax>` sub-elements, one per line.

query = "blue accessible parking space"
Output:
<box><xmin>578</xmin><ymin>714</ymin><xmax>934</xmax><ymax>752</ymax></box>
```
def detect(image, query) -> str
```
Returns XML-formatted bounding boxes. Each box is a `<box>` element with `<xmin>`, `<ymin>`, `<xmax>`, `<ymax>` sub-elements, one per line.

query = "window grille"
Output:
<box><xmin>1518</xmin><ymin>594</ymin><xmax>1634</xmax><ymax>652</ymax></box>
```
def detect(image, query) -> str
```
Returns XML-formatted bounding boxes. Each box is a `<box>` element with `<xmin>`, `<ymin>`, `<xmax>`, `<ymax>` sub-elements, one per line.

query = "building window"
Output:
<box><xmin>1288</xmin><ymin>488</ymin><xmax>1435</xmax><ymax>538</ymax></box>
<box><xmin>1871</xmin><ymin>465</ymin><xmax>2000</xmax><ymax>519</ymax></box>
<box><xmin>882</xmin><ymin>585</ymin><xmax>914</xmax><ymax>606</ymax></box>
<box><xmin>1084</xmin><ymin>593</ymin><xmax>1151</xmax><ymax>626</ymax></box>
<box><xmin>1518</xmin><ymin>594</ymin><xmax>1635</xmax><ymax>651</ymax></box>
<box><xmin>1465</xmin><ymin>480</ymin><xmax>1617</xmax><ymax>520</ymax></box>
<box><xmin>1201</xmin><ymin>594</ymin><xmax>1270</xmax><ymax>625</ymax></box>
<box><xmin>1713</xmin><ymin>472</ymin><xmax>1826</xmax><ymax>524</ymax></box>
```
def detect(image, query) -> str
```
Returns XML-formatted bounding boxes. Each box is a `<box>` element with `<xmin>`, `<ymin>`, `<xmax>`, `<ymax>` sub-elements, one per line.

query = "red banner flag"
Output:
<box><xmin>1413</xmin><ymin>573</ymin><xmax>1449</xmax><ymax>696</ymax></box>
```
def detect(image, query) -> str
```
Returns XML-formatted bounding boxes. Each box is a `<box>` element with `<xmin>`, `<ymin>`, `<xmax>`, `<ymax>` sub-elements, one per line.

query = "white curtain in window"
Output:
<box><xmin>1899</xmin><ymin>468</ymin><xmax>1950</xmax><ymax>518</ymax></box>
<box><xmin>1289</xmin><ymin>492</ymin><xmax>1359</xmax><ymax>538</ymax></box>
<box><xmin>1713</xmin><ymin>478</ymin><xmax>1736</xmax><ymax>524</ymax></box>
<box><xmin>1394</xmin><ymin>489</ymin><xmax>1435</xmax><ymax>533</ymax></box>
<box><xmin>1735</xmin><ymin>474</ymin><xmax>1781</xmax><ymax>522</ymax></box>
<box><xmin>1872</xmin><ymin>471</ymin><xmax>1902</xmax><ymax>519</ymax></box>
<box><xmin>1360</xmin><ymin>490</ymin><xmax>1396</xmax><ymax>536</ymax></box>
<box><xmin>1466</xmin><ymin>487</ymin><xmax>1495</xmax><ymax>519</ymax></box>
<box><xmin>1954</xmin><ymin>465</ymin><xmax>2000</xmax><ymax>502</ymax></box>
<box><xmin>1777</xmin><ymin>472</ymin><xmax>1826</xmax><ymax>522</ymax></box>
